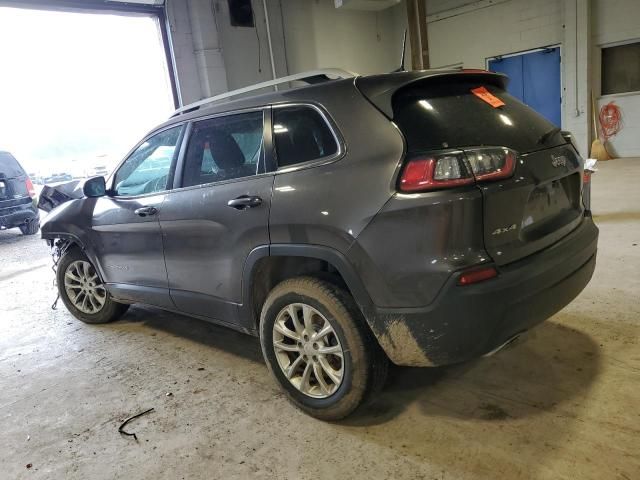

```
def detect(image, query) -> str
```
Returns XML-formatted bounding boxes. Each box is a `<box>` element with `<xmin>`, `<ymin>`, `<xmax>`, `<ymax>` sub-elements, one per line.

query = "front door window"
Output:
<box><xmin>113</xmin><ymin>125</ymin><xmax>183</xmax><ymax>196</ymax></box>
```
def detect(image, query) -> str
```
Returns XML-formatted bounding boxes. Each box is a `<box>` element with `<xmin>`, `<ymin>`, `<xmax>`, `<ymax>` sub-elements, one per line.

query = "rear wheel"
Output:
<box><xmin>259</xmin><ymin>277</ymin><xmax>387</xmax><ymax>420</ymax></box>
<box><xmin>19</xmin><ymin>219</ymin><xmax>39</xmax><ymax>235</ymax></box>
<box><xmin>57</xmin><ymin>248</ymin><xmax>129</xmax><ymax>324</ymax></box>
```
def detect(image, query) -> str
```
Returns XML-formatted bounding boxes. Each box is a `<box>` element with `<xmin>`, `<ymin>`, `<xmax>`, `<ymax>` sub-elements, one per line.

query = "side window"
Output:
<box><xmin>182</xmin><ymin>111</ymin><xmax>263</xmax><ymax>188</ymax></box>
<box><xmin>113</xmin><ymin>126</ymin><xmax>182</xmax><ymax>196</ymax></box>
<box><xmin>273</xmin><ymin>106</ymin><xmax>338</xmax><ymax>168</ymax></box>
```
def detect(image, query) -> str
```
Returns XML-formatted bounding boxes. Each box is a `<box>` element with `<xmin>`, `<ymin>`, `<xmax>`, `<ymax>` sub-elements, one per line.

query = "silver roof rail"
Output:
<box><xmin>171</xmin><ymin>68</ymin><xmax>358</xmax><ymax>117</ymax></box>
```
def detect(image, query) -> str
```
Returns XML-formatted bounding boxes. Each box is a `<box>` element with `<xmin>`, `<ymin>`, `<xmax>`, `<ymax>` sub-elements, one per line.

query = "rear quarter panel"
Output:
<box><xmin>269</xmin><ymin>81</ymin><xmax>404</xmax><ymax>253</ymax></box>
<box><xmin>348</xmin><ymin>188</ymin><xmax>488</xmax><ymax>308</ymax></box>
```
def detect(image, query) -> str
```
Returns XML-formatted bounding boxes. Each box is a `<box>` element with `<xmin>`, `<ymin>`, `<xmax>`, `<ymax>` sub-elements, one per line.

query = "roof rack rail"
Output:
<box><xmin>171</xmin><ymin>68</ymin><xmax>358</xmax><ymax>117</ymax></box>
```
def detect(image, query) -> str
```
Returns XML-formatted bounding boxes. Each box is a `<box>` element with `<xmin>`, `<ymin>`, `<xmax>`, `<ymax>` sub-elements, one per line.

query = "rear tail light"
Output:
<box><xmin>399</xmin><ymin>152</ymin><xmax>474</xmax><ymax>192</ymax></box>
<box><xmin>25</xmin><ymin>177</ymin><xmax>36</xmax><ymax>198</ymax></box>
<box><xmin>583</xmin><ymin>171</ymin><xmax>591</xmax><ymax>184</ymax></box>
<box><xmin>399</xmin><ymin>147</ymin><xmax>516</xmax><ymax>193</ymax></box>
<box><xmin>464</xmin><ymin>147</ymin><xmax>516</xmax><ymax>181</ymax></box>
<box><xmin>458</xmin><ymin>266</ymin><xmax>498</xmax><ymax>286</ymax></box>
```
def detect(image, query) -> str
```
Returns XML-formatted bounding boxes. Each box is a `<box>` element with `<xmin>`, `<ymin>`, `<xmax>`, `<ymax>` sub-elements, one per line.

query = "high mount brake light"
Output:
<box><xmin>399</xmin><ymin>147</ymin><xmax>517</xmax><ymax>193</ymax></box>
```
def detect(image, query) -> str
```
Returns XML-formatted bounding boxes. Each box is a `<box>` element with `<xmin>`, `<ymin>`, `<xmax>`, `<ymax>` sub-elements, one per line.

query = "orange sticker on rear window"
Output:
<box><xmin>471</xmin><ymin>86</ymin><xmax>505</xmax><ymax>108</ymax></box>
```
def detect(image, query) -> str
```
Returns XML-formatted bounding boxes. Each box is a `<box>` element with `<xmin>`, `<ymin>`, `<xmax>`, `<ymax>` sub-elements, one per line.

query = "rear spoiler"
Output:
<box><xmin>355</xmin><ymin>70</ymin><xmax>508</xmax><ymax>118</ymax></box>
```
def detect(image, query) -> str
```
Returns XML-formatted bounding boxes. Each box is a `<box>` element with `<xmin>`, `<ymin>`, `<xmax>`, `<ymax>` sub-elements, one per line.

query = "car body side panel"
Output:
<box><xmin>160</xmin><ymin>175</ymin><xmax>273</xmax><ymax>325</ymax></box>
<box><xmin>269</xmin><ymin>82</ymin><xmax>405</xmax><ymax>253</ymax></box>
<box><xmin>41</xmin><ymin>199</ymin><xmax>94</xmax><ymax>253</ymax></box>
<box><xmin>347</xmin><ymin>188</ymin><xmax>489</xmax><ymax>308</ymax></box>
<box><xmin>41</xmin><ymin>194</ymin><xmax>173</xmax><ymax>309</ymax></box>
<box><xmin>89</xmin><ymin>194</ymin><xmax>168</xmax><ymax>287</ymax></box>
<box><xmin>364</xmin><ymin>216</ymin><xmax>598</xmax><ymax>366</ymax></box>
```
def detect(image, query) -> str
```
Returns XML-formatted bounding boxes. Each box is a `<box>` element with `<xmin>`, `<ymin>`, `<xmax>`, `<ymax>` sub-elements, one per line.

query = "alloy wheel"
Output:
<box><xmin>63</xmin><ymin>260</ymin><xmax>107</xmax><ymax>314</ymax></box>
<box><xmin>272</xmin><ymin>303</ymin><xmax>345</xmax><ymax>398</ymax></box>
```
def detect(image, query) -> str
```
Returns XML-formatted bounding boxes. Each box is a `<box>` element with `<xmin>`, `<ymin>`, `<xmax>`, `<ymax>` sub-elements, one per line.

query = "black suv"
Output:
<box><xmin>41</xmin><ymin>69</ymin><xmax>598</xmax><ymax>419</ymax></box>
<box><xmin>0</xmin><ymin>151</ymin><xmax>39</xmax><ymax>235</ymax></box>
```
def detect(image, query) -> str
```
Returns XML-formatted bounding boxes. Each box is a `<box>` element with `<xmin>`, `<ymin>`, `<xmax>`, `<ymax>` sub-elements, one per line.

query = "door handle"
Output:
<box><xmin>134</xmin><ymin>206</ymin><xmax>158</xmax><ymax>217</ymax></box>
<box><xmin>227</xmin><ymin>195</ymin><xmax>262</xmax><ymax>210</ymax></box>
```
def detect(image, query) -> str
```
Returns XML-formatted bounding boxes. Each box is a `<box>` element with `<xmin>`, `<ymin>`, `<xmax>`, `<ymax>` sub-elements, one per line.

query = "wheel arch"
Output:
<box><xmin>44</xmin><ymin>232</ymin><xmax>108</xmax><ymax>284</ymax></box>
<box><xmin>239</xmin><ymin>244</ymin><xmax>375</xmax><ymax>333</ymax></box>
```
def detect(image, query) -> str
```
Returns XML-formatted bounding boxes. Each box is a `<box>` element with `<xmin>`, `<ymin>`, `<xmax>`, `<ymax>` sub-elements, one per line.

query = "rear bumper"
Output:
<box><xmin>365</xmin><ymin>216</ymin><xmax>598</xmax><ymax>366</ymax></box>
<box><xmin>0</xmin><ymin>202</ymin><xmax>39</xmax><ymax>230</ymax></box>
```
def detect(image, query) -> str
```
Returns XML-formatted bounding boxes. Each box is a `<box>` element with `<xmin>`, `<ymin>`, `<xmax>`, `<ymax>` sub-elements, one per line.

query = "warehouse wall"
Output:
<box><xmin>167</xmin><ymin>0</ymin><xmax>639</xmax><ymax>158</ymax></box>
<box><xmin>425</xmin><ymin>0</ymin><xmax>563</xmax><ymax>69</ymax></box>
<box><xmin>421</xmin><ymin>0</ymin><xmax>594</xmax><ymax>156</ymax></box>
<box><xmin>281</xmin><ymin>0</ymin><xmax>404</xmax><ymax>75</ymax></box>
<box><xmin>593</xmin><ymin>0</ymin><xmax>640</xmax><ymax>157</ymax></box>
<box><xmin>166</xmin><ymin>0</ymin><xmax>404</xmax><ymax>105</ymax></box>
<box><xmin>405</xmin><ymin>0</ymin><xmax>640</xmax><ymax>158</ymax></box>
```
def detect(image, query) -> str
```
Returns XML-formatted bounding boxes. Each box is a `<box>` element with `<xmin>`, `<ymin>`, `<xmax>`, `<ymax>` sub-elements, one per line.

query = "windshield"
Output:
<box><xmin>392</xmin><ymin>81</ymin><xmax>566</xmax><ymax>154</ymax></box>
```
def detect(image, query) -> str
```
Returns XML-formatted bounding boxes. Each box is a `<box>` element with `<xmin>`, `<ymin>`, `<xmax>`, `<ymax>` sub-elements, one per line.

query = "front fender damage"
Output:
<box><xmin>37</xmin><ymin>180</ymin><xmax>84</xmax><ymax>212</ymax></box>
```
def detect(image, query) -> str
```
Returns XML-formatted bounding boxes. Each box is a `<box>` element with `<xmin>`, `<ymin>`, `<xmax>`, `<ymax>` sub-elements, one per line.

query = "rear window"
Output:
<box><xmin>0</xmin><ymin>152</ymin><xmax>26</xmax><ymax>178</ymax></box>
<box><xmin>273</xmin><ymin>106</ymin><xmax>338</xmax><ymax>167</ymax></box>
<box><xmin>392</xmin><ymin>81</ymin><xmax>565</xmax><ymax>154</ymax></box>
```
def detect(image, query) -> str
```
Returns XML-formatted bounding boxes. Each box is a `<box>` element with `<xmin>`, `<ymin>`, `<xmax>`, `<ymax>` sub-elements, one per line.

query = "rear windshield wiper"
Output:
<box><xmin>537</xmin><ymin>126</ymin><xmax>561</xmax><ymax>145</ymax></box>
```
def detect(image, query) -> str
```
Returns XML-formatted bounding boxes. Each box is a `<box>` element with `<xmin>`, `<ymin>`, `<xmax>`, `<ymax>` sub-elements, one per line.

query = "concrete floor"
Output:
<box><xmin>1</xmin><ymin>159</ymin><xmax>639</xmax><ymax>480</ymax></box>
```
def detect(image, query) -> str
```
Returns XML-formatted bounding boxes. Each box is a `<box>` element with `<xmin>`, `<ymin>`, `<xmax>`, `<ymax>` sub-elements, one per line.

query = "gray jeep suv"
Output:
<box><xmin>41</xmin><ymin>69</ymin><xmax>598</xmax><ymax>419</ymax></box>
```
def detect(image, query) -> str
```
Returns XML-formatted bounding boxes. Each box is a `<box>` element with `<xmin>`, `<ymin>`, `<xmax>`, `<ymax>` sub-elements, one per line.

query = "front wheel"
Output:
<box><xmin>259</xmin><ymin>277</ymin><xmax>388</xmax><ymax>420</ymax></box>
<box><xmin>56</xmin><ymin>248</ymin><xmax>129</xmax><ymax>324</ymax></box>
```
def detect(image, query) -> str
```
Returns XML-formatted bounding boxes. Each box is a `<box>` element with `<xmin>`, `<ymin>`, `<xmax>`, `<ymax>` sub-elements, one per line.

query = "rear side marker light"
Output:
<box><xmin>25</xmin><ymin>177</ymin><xmax>36</xmax><ymax>198</ymax></box>
<box><xmin>399</xmin><ymin>147</ymin><xmax>517</xmax><ymax>193</ymax></box>
<box><xmin>458</xmin><ymin>267</ymin><xmax>498</xmax><ymax>286</ymax></box>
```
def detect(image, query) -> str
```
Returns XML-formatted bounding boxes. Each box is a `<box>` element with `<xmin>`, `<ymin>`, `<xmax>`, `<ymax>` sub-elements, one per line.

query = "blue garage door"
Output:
<box><xmin>489</xmin><ymin>47</ymin><xmax>561</xmax><ymax>126</ymax></box>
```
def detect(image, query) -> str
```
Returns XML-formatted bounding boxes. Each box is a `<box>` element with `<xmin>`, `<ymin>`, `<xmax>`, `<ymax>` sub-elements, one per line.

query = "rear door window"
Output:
<box><xmin>0</xmin><ymin>152</ymin><xmax>26</xmax><ymax>178</ymax></box>
<box><xmin>392</xmin><ymin>81</ymin><xmax>565</xmax><ymax>154</ymax></box>
<box><xmin>273</xmin><ymin>106</ymin><xmax>338</xmax><ymax>167</ymax></box>
<box><xmin>181</xmin><ymin>111</ymin><xmax>264</xmax><ymax>187</ymax></box>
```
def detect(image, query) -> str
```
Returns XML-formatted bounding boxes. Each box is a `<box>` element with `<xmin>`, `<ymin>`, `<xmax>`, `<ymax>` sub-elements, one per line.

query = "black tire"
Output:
<box><xmin>19</xmin><ymin>219</ymin><xmax>39</xmax><ymax>235</ymax></box>
<box><xmin>56</xmin><ymin>248</ymin><xmax>129</xmax><ymax>324</ymax></box>
<box><xmin>259</xmin><ymin>276</ymin><xmax>388</xmax><ymax>420</ymax></box>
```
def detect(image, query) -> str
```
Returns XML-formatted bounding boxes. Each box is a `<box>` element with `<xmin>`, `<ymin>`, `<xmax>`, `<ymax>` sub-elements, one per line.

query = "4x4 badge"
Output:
<box><xmin>492</xmin><ymin>224</ymin><xmax>517</xmax><ymax>235</ymax></box>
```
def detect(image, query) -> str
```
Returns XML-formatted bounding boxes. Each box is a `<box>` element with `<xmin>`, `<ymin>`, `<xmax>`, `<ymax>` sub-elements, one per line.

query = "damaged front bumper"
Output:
<box><xmin>364</xmin><ymin>216</ymin><xmax>599</xmax><ymax>367</ymax></box>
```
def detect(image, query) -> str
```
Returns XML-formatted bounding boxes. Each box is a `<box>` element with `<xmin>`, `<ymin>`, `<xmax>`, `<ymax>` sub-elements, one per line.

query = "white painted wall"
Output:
<box><xmin>592</xmin><ymin>0</ymin><xmax>640</xmax><ymax>157</ymax></box>
<box><xmin>167</xmin><ymin>0</ymin><xmax>404</xmax><ymax>102</ymax></box>
<box><xmin>280</xmin><ymin>0</ymin><xmax>404</xmax><ymax>75</ymax></box>
<box><xmin>425</xmin><ymin>0</ymin><xmax>563</xmax><ymax>69</ymax></box>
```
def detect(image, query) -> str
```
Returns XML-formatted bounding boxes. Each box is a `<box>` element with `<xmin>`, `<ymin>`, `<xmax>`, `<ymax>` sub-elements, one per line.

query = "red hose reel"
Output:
<box><xmin>599</xmin><ymin>102</ymin><xmax>622</xmax><ymax>141</ymax></box>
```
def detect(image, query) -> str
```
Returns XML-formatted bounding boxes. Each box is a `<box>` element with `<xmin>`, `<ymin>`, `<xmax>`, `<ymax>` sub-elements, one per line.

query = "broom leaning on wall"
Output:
<box><xmin>590</xmin><ymin>92</ymin><xmax>610</xmax><ymax>161</ymax></box>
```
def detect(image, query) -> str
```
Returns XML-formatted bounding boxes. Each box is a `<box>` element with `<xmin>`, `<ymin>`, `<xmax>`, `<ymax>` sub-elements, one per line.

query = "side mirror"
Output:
<box><xmin>83</xmin><ymin>176</ymin><xmax>106</xmax><ymax>198</ymax></box>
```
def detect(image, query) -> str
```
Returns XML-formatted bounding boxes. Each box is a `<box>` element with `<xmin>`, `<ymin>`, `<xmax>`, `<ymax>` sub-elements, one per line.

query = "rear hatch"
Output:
<box><xmin>0</xmin><ymin>151</ymin><xmax>32</xmax><ymax>209</ymax></box>
<box><xmin>363</xmin><ymin>72</ymin><xmax>585</xmax><ymax>266</ymax></box>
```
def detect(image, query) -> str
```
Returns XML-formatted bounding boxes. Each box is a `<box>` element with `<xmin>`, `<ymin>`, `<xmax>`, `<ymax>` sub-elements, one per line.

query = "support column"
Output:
<box><xmin>563</xmin><ymin>0</ymin><xmax>591</xmax><ymax>157</ymax></box>
<box><xmin>187</xmin><ymin>0</ymin><xmax>228</xmax><ymax>99</ymax></box>
<box><xmin>406</xmin><ymin>0</ymin><xmax>429</xmax><ymax>70</ymax></box>
<box><xmin>166</xmin><ymin>0</ymin><xmax>202</xmax><ymax>105</ymax></box>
